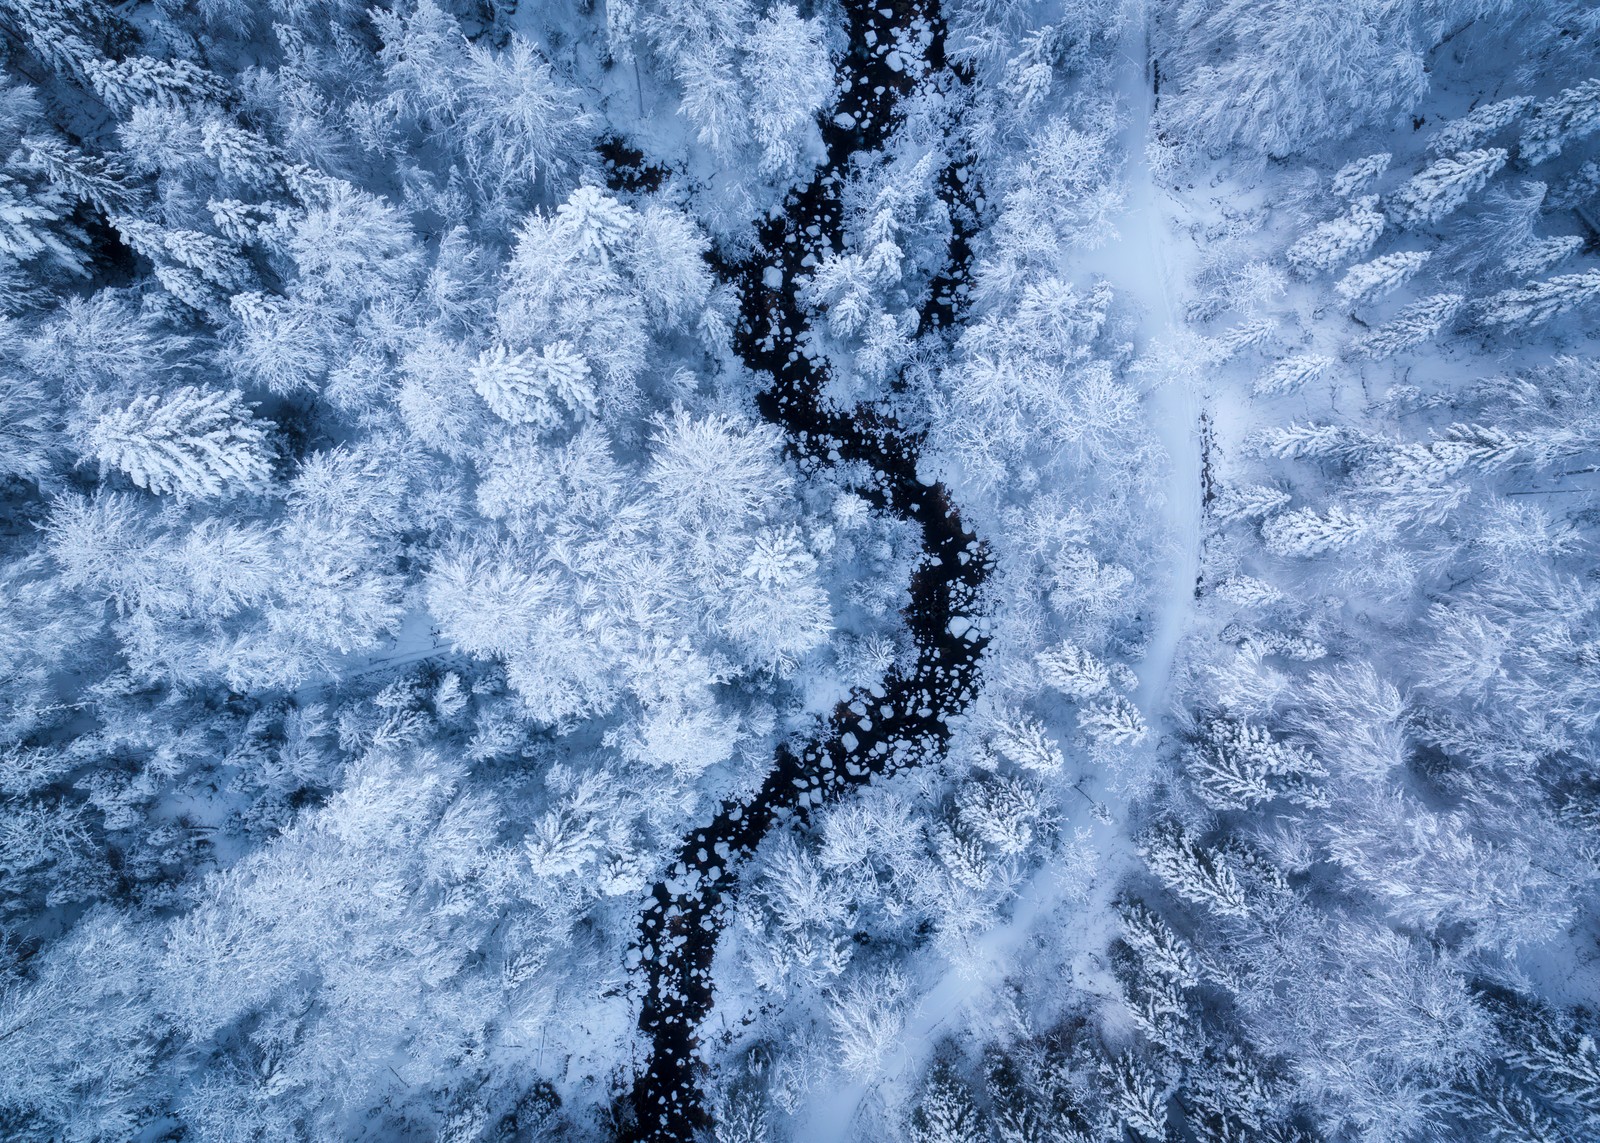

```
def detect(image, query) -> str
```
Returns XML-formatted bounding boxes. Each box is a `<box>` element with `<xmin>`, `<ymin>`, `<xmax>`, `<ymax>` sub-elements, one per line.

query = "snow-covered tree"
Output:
<box><xmin>1384</xmin><ymin>149</ymin><xmax>1507</xmax><ymax>228</ymax></box>
<box><xmin>1261</xmin><ymin>504</ymin><xmax>1375</xmax><ymax>557</ymax></box>
<box><xmin>1428</xmin><ymin>97</ymin><xmax>1531</xmax><ymax>156</ymax></box>
<box><xmin>827</xmin><ymin>967</ymin><xmax>907</xmax><ymax>1078</ymax></box>
<box><xmin>1254</xmin><ymin>354</ymin><xmax>1333</xmax><ymax>397</ymax></box>
<box><xmin>909</xmin><ymin>1057</ymin><xmax>981</xmax><ymax>1143</ymax></box>
<box><xmin>1330</xmin><ymin>153</ymin><xmax>1391</xmax><ymax>198</ymax></box>
<box><xmin>1351</xmin><ymin>292</ymin><xmax>1464</xmax><ymax>358</ymax></box>
<box><xmin>0</xmin><ymin>172</ymin><xmax>86</xmax><ymax>273</ymax></box>
<box><xmin>1185</xmin><ymin>719</ymin><xmax>1326</xmax><ymax>810</ymax></box>
<box><xmin>83</xmin><ymin>56</ymin><xmax>227</xmax><ymax>114</ymax></box>
<box><xmin>471</xmin><ymin>341</ymin><xmax>597</xmax><ymax>428</ymax></box>
<box><xmin>1077</xmin><ymin>695</ymin><xmax>1149</xmax><ymax>750</ymax></box>
<box><xmin>86</xmin><ymin>387</ymin><xmax>273</xmax><ymax>497</ymax></box>
<box><xmin>1334</xmin><ymin>251</ymin><xmax>1430</xmax><ymax>306</ymax></box>
<box><xmin>740</xmin><ymin>4</ymin><xmax>832</xmax><ymax>175</ymax></box>
<box><xmin>1160</xmin><ymin>0</ymin><xmax>1429</xmax><ymax>155</ymax></box>
<box><xmin>1120</xmin><ymin>900</ymin><xmax>1198</xmax><ymax>986</ymax></box>
<box><xmin>1102</xmin><ymin>1052</ymin><xmax>1169</xmax><ymax>1141</ymax></box>
<box><xmin>1287</xmin><ymin>195</ymin><xmax>1383</xmax><ymax>274</ymax></box>
<box><xmin>1522</xmin><ymin>79</ymin><xmax>1600</xmax><ymax>165</ymax></box>
<box><xmin>1140</xmin><ymin>822</ymin><xmax>1249</xmax><ymax>919</ymax></box>
<box><xmin>1480</xmin><ymin>269</ymin><xmax>1600</xmax><ymax>328</ymax></box>
<box><xmin>1037</xmin><ymin>640</ymin><xmax>1113</xmax><ymax>698</ymax></box>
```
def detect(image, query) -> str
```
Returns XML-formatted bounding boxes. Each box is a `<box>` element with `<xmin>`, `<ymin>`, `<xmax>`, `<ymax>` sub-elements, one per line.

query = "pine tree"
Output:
<box><xmin>1505</xmin><ymin>235</ymin><xmax>1582</xmax><ymax>279</ymax></box>
<box><xmin>87</xmin><ymin>386</ymin><xmax>273</xmax><ymax>497</ymax></box>
<box><xmin>622</xmin><ymin>204</ymin><xmax>713</xmax><ymax>328</ymax></box>
<box><xmin>1119</xmin><ymin>901</ymin><xmax>1198</xmax><ymax>986</ymax></box>
<box><xmin>1212</xmin><ymin>316</ymin><xmax>1280</xmax><ymax>359</ymax></box>
<box><xmin>1261</xmin><ymin>504</ymin><xmax>1373</xmax><ymax>557</ymax></box>
<box><xmin>1502</xmin><ymin>1006</ymin><xmax>1600</xmax><ymax>1115</ymax></box>
<box><xmin>1140</xmin><ymin>822</ymin><xmax>1249</xmax><ymax>919</ymax></box>
<box><xmin>909</xmin><ymin>1057</ymin><xmax>981</xmax><ymax>1143</ymax></box>
<box><xmin>957</xmin><ymin>776</ymin><xmax>1045</xmax><ymax>857</ymax></box>
<box><xmin>1036</xmin><ymin>640</ymin><xmax>1112</xmax><ymax>698</ymax></box>
<box><xmin>740</xmin><ymin>4</ymin><xmax>833</xmax><ymax>175</ymax></box>
<box><xmin>471</xmin><ymin>342</ymin><xmax>597</xmax><ymax>428</ymax></box>
<box><xmin>1480</xmin><ymin>270</ymin><xmax>1600</xmax><ymax>328</ymax></box>
<box><xmin>1466</xmin><ymin>1082</ymin><xmax>1567</xmax><ymax>1143</ymax></box>
<box><xmin>1254</xmin><ymin>421</ymin><xmax>1368</xmax><ymax>461</ymax></box>
<box><xmin>991</xmin><ymin>711</ymin><xmax>1067</xmax><ymax>773</ymax></box>
<box><xmin>1350</xmin><ymin>293</ymin><xmax>1464</xmax><ymax>358</ymax></box>
<box><xmin>1077</xmin><ymin>695</ymin><xmax>1149</xmax><ymax>749</ymax></box>
<box><xmin>1330</xmin><ymin>153</ymin><xmax>1391</xmax><ymax>198</ymax></box>
<box><xmin>83</xmin><ymin>56</ymin><xmax>227</xmax><ymax>114</ymax></box>
<box><xmin>226</xmin><ymin>292</ymin><xmax>327</xmax><ymax>395</ymax></box>
<box><xmin>1550</xmin><ymin>161</ymin><xmax>1600</xmax><ymax>211</ymax></box>
<box><xmin>1384</xmin><ymin>149</ymin><xmax>1507</xmax><ymax>228</ymax></box>
<box><xmin>1213</xmin><ymin>484</ymin><xmax>1291</xmax><ymax>522</ymax></box>
<box><xmin>554</xmin><ymin>185</ymin><xmax>635</xmax><ymax>262</ymax></box>
<box><xmin>1254</xmin><ymin>354</ymin><xmax>1333</xmax><ymax>397</ymax></box>
<box><xmin>199</xmin><ymin>118</ymin><xmax>280</xmax><ymax>188</ymax></box>
<box><xmin>1122</xmin><ymin>969</ymin><xmax>1190</xmax><ymax>1055</ymax></box>
<box><xmin>1213</xmin><ymin>575</ymin><xmax>1285</xmax><ymax>609</ymax></box>
<box><xmin>827</xmin><ymin>968</ymin><xmax>906</xmax><ymax>1079</ymax></box>
<box><xmin>1287</xmin><ymin>195</ymin><xmax>1384</xmax><ymax>275</ymax></box>
<box><xmin>0</xmin><ymin>172</ymin><xmax>86</xmax><ymax>274</ymax></box>
<box><xmin>1185</xmin><ymin>1047</ymin><xmax>1283</xmax><ymax>1143</ymax></box>
<box><xmin>458</xmin><ymin>35</ymin><xmax>591</xmax><ymax>191</ymax></box>
<box><xmin>1522</xmin><ymin>79</ymin><xmax>1600</xmax><ymax>165</ymax></box>
<box><xmin>1101</xmin><ymin>1052</ymin><xmax>1168</xmax><ymax>1141</ymax></box>
<box><xmin>1185</xmin><ymin>719</ymin><xmax>1327</xmax><ymax>811</ymax></box>
<box><xmin>1334</xmin><ymin>251</ymin><xmax>1430</xmax><ymax>306</ymax></box>
<box><xmin>17</xmin><ymin>135</ymin><xmax>141</xmax><ymax>215</ymax></box>
<box><xmin>1428</xmin><ymin>97</ymin><xmax>1532</xmax><ymax>156</ymax></box>
<box><xmin>0</xmin><ymin>370</ymin><xmax>54</xmax><ymax>482</ymax></box>
<box><xmin>713</xmin><ymin>1088</ymin><xmax>771</xmax><ymax>1143</ymax></box>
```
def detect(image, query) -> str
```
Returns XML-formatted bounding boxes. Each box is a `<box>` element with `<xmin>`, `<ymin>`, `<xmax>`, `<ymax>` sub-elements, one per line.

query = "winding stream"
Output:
<box><xmin>621</xmin><ymin>3</ymin><xmax>986</xmax><ymax>1137</ymax></box>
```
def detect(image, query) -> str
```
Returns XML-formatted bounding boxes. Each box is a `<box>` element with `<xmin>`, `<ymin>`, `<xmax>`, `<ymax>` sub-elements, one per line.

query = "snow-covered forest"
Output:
<box><xmin>2</xmin><ymin>0</ymin><xmax>1600</xmax><ymax>1139</ymax></box>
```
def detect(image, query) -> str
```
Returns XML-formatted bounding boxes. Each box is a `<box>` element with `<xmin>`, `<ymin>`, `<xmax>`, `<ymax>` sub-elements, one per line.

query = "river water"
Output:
<box><xmin>618</xmin><ymin>3</ymin><xmax>987</xmax><ymax>1137</ymax></box>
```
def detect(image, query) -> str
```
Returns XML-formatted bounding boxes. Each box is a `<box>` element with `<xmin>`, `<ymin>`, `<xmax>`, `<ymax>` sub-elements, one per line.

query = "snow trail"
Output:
<box><xmin>791</xmin><ymin>2</ymin><xmax>1203</xmax><ymax>1135</ymax></box>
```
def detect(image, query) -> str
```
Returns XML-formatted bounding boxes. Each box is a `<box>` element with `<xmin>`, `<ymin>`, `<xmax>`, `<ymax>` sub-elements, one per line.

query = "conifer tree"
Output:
<box><xmin>1480</xmin><ymin>270</ymin><xmax>1600</xmax><ymax>328</ymax></box>
<box><xmin>1287</xmin><ymin>195</ymin><xmax>1383</xmax><ymax>274</ymax></box>
<box><xmin>0</xmin><ymin>172</ymin><xmax>86</xmax><ymax>274</ymax></box>
<box><xmin>86</xmin><ymin>386</ymin><xmax>273</xmax><ymax>497</ymax></box>
<box><xmin>554</xmin><ymin>185</ymin><xmax>635</xmax><ymax>262</ymax></box>
<box><xmin>17</xmin><ymin>135</ymin><xmax>141</xmax><ymax>216</ymax></box>
<box><xmin>909</xmin><ymin>1057</ymin><xmax>981</xmax><ymax>1143</ymax></box>
<box><xmin>1254</xmin><ymin>354</ymin><xmax>1333</xmax><ymax>397</ymax></box>
<box><xmin>470</xmin><ymin>341</ymin><xmax>597</xmax><ymax>428</ymax></box>
<box><xmin>83</xmin><ymin>56</ymin><xmax>227</xmax><ymax>115</ymax></box>
<box><xmin>1036</xmin><ymin>640</ymin><xmax>1112</xmax><ymax>698</ymax></box>
<box><xmin>1140</xmin><ymin>822</ymin><xmax>1249</xmax><ymax>919</ymax></box>
<box><xmin>1261</xmin><ymin>504</ymin><xmax>1374</xmax><ymax>557</ymax></box>
<box><xmin>1385</xmin><ymin>149</ymin><xmax>1507</xmax><ymax>228</ymax></box>
<box><xmin>1102</xmin><ymin>1052</ymin><xmax>1168</xmax><ymax>1141</ymax></box>
<box><xmin>1185</xmin><ymin>719</ymin><xmax>1327</xmax><ymax>811</ymax></box>
<box><xmin>1522</xmin><ymin>79</ymin><xmax>1600</xmax><ymax>165</ymax></box>
<box><xmin>1350</xmin><ymin>293</ymin><xmax>1464</xmax><ymax>358</ymax></box>
<box><xmin>1213</xmin><ymin>484</ymin><xmax>1291</xmax><ymax>522</ymax></box>
<box><xmin>1077</xmin><ymin>695</ymin><xmax>1149</xmax><ymax>749</ymax></box>
<box><xmin>1119</xmin><ymin>900</ymin><xmax>1198</xmax><ymax>986</ymax></box>
<box><xmin>1329</xmin><ymin>153</ymin><xmax>1390</xmax><ymax>198</ymax></box>
<box><xmin>1428</xmin><ymin>97</ymin><xmax>1531</xmax><ymax>156</ymax></box>
<box><xmin>1335</xmin><ymin>251</ymin><xmax>1430</xmax><ymax>306</ymax></box>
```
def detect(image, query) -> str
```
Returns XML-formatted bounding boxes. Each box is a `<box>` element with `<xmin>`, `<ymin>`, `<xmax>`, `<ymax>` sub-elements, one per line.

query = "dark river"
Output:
<box><xmin>615</xmin><ymin>2</ymin><xmax>986</xmax><ymax>1136</ymax></box>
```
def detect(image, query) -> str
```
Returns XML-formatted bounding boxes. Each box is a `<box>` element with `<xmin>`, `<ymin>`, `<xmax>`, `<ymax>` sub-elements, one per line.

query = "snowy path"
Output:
<box><xmin>1118</xmin><ymin>0</ymin><xmax>1202</xmax><ymax>708</ymax></box>
<box><xmin>790</xmin><ymin>2</ymin><xmax>1202</xmax><ymax>1136</ymax></box>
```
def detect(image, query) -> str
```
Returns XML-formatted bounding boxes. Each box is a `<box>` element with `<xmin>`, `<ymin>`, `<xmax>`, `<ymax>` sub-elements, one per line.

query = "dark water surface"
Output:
<box><xmin>618</xmin><ymin>3</ymin><xmax>987</xmax><ymax>1136</ymax></box>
